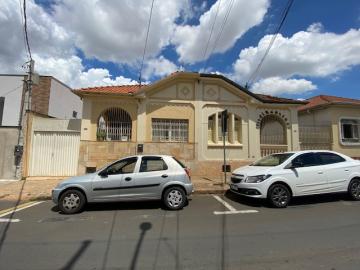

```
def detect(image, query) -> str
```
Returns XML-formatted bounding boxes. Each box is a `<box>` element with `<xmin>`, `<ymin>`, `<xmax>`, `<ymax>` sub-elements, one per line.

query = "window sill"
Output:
<box><xmin>208</xmin><ymin>142</ymin><xmax>243</xmax><ymax>148</ymax></box>
<box><xmin>340</xmin><ymin>140</ymin><xmax>360</xmax><ymax>146</ymax></box>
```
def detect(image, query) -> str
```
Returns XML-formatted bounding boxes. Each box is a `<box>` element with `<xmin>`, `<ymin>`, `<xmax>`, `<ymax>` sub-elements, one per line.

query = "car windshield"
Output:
<box><xmin>251</xmin><ymin>153</ymin><xmax>294</xmax><ymax>167</ymax></box>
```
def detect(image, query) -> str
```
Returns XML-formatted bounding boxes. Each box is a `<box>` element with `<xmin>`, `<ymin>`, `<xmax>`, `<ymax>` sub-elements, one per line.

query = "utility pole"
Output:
<box><xmin>221</xmin><ymin>110</ymin><xmax>228</xmax><ymax>185</ymax></box>
<box><xmin>15</xmin><ymin>60</ymin><xmax>34</xmax><ymax>179</ymax></box>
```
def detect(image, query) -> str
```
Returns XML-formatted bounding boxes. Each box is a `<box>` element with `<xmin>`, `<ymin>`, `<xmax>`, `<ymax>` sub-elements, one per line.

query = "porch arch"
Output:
<box><xmin>97</xmin><ymin>107</ymin><xmax>132</xmax><ymax>141</ymax></box>
<box><xmin>259</xmin><ymin>114</ymin><xmax>288</xmax><ymax>156</ymax></box>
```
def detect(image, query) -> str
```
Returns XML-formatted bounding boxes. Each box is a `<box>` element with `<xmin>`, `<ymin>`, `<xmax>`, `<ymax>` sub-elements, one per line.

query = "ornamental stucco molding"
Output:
<box><xmin>256</xmin><ymin>109</ymin><xmax>290</xmax><ymax>129</ymax></box>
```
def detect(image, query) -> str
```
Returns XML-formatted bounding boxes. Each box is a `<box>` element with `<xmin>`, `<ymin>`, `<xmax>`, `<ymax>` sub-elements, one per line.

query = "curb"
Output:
<box><xmin>193</xmin><ymin>189</ymin><xmax>227</xmax><ymax>195</ymax></box>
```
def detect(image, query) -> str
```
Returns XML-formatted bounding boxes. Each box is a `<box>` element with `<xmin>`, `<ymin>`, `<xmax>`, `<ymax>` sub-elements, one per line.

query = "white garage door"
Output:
<box><xmin>29</xmin><ymin>131</ymin><xmax>80</xmax><ymax>176</ymax></box>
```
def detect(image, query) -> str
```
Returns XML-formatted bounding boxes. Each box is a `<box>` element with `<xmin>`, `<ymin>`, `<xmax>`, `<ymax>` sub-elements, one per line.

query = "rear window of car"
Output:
<box><xmin>172</xmin><ymin>157</ymin><xmax>186</xmax><ymax>168</ymax></box>
<box><xmin>139</xmin><ymin>156</ymin><xmax>168</xmax><ymax>172</ymax></box>
<box><xmin>318</xmin><ymin>152</ymin><xmax>346</xmax><ymax>165</ymax></box>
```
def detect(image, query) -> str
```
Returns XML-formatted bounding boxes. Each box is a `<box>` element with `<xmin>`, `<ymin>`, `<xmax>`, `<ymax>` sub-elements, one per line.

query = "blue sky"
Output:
<box><xmin>1</xmin><ymin>0</ymin><xmax>359</xmax><ymax>99</ymax></box>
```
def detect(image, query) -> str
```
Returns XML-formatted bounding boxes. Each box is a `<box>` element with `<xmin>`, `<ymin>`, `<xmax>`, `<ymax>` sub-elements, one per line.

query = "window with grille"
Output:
<box><xmin>260</xmin><ymin>115</ymin><xmax>286</xmax><ymax>145</ymax></box>
<box><xmin>340</xmin><ymin>118</ymin><xmax>360</xmax><ymax>144</ymax></box>
<box><xmin>208</xmin><ymin>112</ymin><xmax>242</xmax><ymax>144</ymax></box>
<box><xmin>97</xmin><ymin>108</ymin><xmax>132</xmax><ymax>141</ymax></box>
<box><xmin>152</xmin><ymin>119</ymin><xmax>188</xmax><ymax>142</ymax></box>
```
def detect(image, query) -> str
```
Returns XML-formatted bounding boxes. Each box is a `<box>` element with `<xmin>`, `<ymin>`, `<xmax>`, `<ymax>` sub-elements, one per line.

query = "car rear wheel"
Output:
<box><xmin>163</xmin><ymin>187</ymin><xmax>186</xmax><ymax>210</ymax></box>
<box><xmin>58</xmin><ymin>189</ymin><xmax>86</xmax><ymax>214</ymax></box>
<box><xmin>348</xmin><ymin>178</ymin><xmax>360</xmax><ymax>201</ymax></box>
<box><xmin>268</xmin><ymin>184</ymin><xmax>291</xmax><ymax>208</ymax></box>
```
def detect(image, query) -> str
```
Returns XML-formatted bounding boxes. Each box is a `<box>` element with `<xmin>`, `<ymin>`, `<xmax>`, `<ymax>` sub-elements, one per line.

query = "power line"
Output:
<box><xmin>203</xmin><ymin>0</ymin><xmax>235</xmax><ymax>70</ymax></box>
<box><xmin>246</xmin><ymin>0</ymin><xmax>295</xmax><ymax>88</ymax></box>
<box><xmin>201</xmin><ymin>0</ymin><xmax>222</xmax><ymax>71</ymax></box>
<box><xmin>23</xmin><ymin>0</ymin><xmax>32</xmax><ymax>60</ymax></box>
<box><xmin>138</xmin><ymin>0</ymin><xmax>155</xmax><ymax>85</ymax></box>
<box><xmin>1</xmin><ymin>85</ymin><xmax>23</xmax><ymax>97</ymax></box>
<box><xmin>18</xmin><ymin>0</ymin><xmax>29</xmax><ymax>60</ymax></box>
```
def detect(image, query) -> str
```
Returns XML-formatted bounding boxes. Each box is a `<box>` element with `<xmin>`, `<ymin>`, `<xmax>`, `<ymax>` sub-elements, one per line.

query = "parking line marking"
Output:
<box><xmin>213</xmin><ymin>195</ymin><xmax>237</xmax><ymax>212</ymax></box>
<box><xmin>212</xmin><ymin>195</ymin><xmax>259</xmax><ymax>215</ymax></box>
<box><xmin>214</xmin><ymin>210</ymin><xmax>258</xmax><ymax>215</ymax></box>
<box><xmin>0</xmin><ymin>218</ymin><xmax>21</xmax><ymax>223</ymax></box>
<box><xmin>0</xmin><ymin>201</ymin><xmax>44</xmax><ymax>218</ymax></box>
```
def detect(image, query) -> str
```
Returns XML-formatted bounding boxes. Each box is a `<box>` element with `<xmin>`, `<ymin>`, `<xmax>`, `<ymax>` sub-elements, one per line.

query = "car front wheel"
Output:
<box><xmin>58</xmin><ymin>189</ymin><xmax>86</xmax><ymax>214</ymax></box>
<box><xmin>163</xmin><ymin>187</ymin><xmax>186</xmax><ymax>210</ymax></box>
<box><xmin>348</xmin><ymin>178</ymin><xmax>360</xmax><ymax>201</ymax></box>
<box><xmin>268</xmin><ymin>184</ymin><xmax>291</xmax><ymax>208</ymax></box>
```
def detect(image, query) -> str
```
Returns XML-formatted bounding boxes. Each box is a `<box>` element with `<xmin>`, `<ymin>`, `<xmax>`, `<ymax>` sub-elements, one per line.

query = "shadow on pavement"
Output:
<box><xmin>129</xmin><ymin>222</ymin><xmax>152</xmax><ymax>270</ymax></box>
<box><xmin>0</xmin><ymin>179</ymin><xmax>27</xmax><ymax>256</ymax></box>
<box><xmin>51</xmin><ymin>200</ymin><xmax>166</xmax><ymax>214</ymax></box>
<box><xmin>225</xmin><ymin>189</ymin><xmax>352</xmax><ymax>208</ymax></box>
<box><xmin>60</xmin><ymin>240</ymin><xmax>92</xmax><ymax>270</ymax></box>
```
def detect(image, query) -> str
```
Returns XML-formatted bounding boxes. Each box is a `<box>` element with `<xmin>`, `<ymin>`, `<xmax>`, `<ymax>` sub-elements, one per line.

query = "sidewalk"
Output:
<box><xmin>0</xmin><ymin>177</ymin><xmax>229</xmax><ymax>204</ymax></box>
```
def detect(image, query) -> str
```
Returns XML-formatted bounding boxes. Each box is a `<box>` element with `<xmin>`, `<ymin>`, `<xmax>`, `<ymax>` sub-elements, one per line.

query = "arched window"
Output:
<box><xmin>97</xmin><ymin>108</ymin><xmax>132</xmax><ymax>141</ymax></box>
<box><xmin>260</xmin><ymin>115</ymin><xmax>286</xmax><ymax>145</ymax></box>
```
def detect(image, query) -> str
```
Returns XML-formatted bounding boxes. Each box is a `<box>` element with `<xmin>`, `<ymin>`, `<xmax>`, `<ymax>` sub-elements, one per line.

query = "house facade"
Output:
<box><xmin>76</xmin><ymin>72</ymin><xmax>305</xmax><ymax>178</ymax></box>
<box><xmin>298</xmin><ymin>95</ymin><xmax>360</xmax><ymax>159</ymax></box>
<box><xmin>0</xmin><ymin>74</ymin><xmax>82</xmax><ymax>179</ymax></box>
<box><xmin>0</xmin><ymin>74</ymin><xmax>82</xmax><ymax>126</ymax></box>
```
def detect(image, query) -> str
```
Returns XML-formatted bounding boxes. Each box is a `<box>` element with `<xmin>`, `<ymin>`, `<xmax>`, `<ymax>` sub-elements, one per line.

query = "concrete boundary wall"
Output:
<box><xmin>0</xmin><ymin>127</ymin><xmax>19</xmax><ymax>179</ymax></box>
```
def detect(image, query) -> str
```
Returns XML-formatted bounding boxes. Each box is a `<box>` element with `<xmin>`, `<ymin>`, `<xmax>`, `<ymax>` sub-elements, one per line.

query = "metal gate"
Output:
<box><xmin>29</xmin><ymin>131</ymin><xmax>80</xmax><ymax>176</ymax></box>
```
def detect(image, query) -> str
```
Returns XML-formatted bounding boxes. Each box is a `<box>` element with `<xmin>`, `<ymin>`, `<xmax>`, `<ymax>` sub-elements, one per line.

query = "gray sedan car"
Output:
<box><xmin>52</xmin><ymin>155</ymin><xmax>193</xmax><ymax>214</ymax></box>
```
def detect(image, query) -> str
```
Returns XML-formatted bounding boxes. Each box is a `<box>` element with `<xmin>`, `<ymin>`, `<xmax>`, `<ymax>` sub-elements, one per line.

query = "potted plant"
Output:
<box><xmin>97</xmin><ymin>130</ymin><xmax>106</xmax><ymax>141</ymax></box>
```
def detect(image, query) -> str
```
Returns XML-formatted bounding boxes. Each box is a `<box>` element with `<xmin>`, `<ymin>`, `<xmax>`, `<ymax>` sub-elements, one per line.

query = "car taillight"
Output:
<box><xmin>185</xmin><ymin>168</ymin><xmax>191</xmax><ymax>180</ymax></box>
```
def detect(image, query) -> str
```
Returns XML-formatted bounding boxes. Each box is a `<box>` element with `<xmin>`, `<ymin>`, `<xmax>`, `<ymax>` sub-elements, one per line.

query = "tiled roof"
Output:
<box><xmin>256</xmin><ymin>94</ymin><xmax>307</xmax><ymax>104</ymax></box>
<box><xmin>298</xmin><ymin>95</ymin><xmax>360</xmax><ymax>111</ymax></box>
<box><xmin>74</xmin><ymin>85</ymin><xmax>142</xmax><ymax>95</ymax></box>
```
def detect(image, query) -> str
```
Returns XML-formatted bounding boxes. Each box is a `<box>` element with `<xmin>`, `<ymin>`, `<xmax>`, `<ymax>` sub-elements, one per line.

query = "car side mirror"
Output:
<box><xmin>98</xmin><ymin>170</ymin><xmax>108</xmax><ymax>177</ymax></box>
<box><xmin>287</xmin><ymin>161</ymin><xmax>302</xmax><ymax>169</ymax></box>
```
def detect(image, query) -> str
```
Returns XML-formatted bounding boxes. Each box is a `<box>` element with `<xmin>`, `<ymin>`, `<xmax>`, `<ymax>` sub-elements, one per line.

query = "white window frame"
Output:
<box><xmin>339</xmin><ymin>117</ymin><xmax>360</xmax><ymax>145</ymax></box>
<box><xmin>152</xmin><ymin>118</ymin><xmax>189</xmax><ymax>142</ymax></box>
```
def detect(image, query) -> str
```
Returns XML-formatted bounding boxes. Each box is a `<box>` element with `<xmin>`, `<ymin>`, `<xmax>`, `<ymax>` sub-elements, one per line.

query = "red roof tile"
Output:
<box><xmin>74</xmin><ymin>85</ymin><xmax>142</xmax><ymax>95</ymax></box>
<box><xmin>298</xmin><ymin>95</ymin><xmax>360</xmax><ymax>111</ymax></box>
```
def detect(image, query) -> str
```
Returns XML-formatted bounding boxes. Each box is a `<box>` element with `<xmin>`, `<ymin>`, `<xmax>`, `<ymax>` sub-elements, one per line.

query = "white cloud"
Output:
<box><xmin>0</xmin><ymin>0</ymin><xmax>136</xmax><ymax>88</ymax></box>
<box><xmin>34</xmin><ymin>55</ymin><xmax>137</xmax><ymax>88</ymax></box>
<box><xmin>307</xmin><ymin>22</ymin><xmax>323</xmax><ymax>33</ymax></box>
<box><xmin>252</xmin><ymin>77</ymin><xmax>317</xmax><ymax>95</ymax></box>
<box><xmin>172</xmin><ymin>0</ymin><xmax>270</xmax><ymax>64</ymax></box>
<box><xmin>142</xmin><ymin>56</ymin><xmax>178</xmax><ymax>80</ymax></box>
<box><xmin>0</xmin><ymin>0</ymin><xmax>73</xmax><ymax>73</ymax></box>
<box><xmin>54</xmin><ymin>0</ymin><xmax>189</xmax><ymax>64</ymax></box>
<box><xmin>233</xmin><ymin>26</ymin><xmax>360</xmax><ymax>81</ymax></box>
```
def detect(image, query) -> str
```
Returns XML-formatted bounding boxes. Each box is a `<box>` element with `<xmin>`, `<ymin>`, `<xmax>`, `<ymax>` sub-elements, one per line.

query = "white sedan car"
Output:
<box><xmin>230</xmin><ymin>150</ymin><xmax>360</xmax><ymax>208</ymax></box>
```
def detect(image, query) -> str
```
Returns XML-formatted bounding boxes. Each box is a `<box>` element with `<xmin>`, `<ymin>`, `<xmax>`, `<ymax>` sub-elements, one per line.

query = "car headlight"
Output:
<box><xmin>245</xmin><ymin>174</ymin><xmax>272</xmax><ymax>183</ymax></box>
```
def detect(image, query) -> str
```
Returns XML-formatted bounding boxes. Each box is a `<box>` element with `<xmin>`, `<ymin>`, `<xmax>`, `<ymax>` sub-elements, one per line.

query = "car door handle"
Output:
<box><xmin>344</xmin><ymin>169</ymin><xmax>350</xmax><ymax>172</ymax></box>
<box><xmin>125</xmin><ymin>177</ymin><xmax>132</xmax><ymax>181</ymax></box>
<box><xmin>318</xmin><ymin>171</ymin><xmax>323</xmax><ymax>174</ymax></box>
<box><xmin>161</xmin><ymin>174</ymin><xmax>168</xmax><ymax>178</ymax></box>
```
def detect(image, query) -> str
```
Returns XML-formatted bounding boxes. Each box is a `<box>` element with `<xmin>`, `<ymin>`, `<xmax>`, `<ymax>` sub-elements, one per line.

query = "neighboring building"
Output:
<box><xmin>0</xmin><ymin>74</ymin><xmax>82</xmax><ymax>179</ymax></box>
<box><xmin>75</xmin><ymin>72</ymin><xmax>305</xmax><ymax>178</ymax></box>
<box><xmin>298</xmin><ymin>95</ymin><xmax>360</xmax><ymax>159</ymax></box>
<box><xmin>0</xmin><ymin>74</ymin><xmax>82</xmax><ymax>126</ymax></box>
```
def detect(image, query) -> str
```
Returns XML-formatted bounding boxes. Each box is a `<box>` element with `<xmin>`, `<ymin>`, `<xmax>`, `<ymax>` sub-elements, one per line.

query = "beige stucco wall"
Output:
<box><xmin>330</xmin><ymin>107</ymin><xmax>360</xmax><ymax>157</ymax></box>
<box><xmin>299</xmin><ymin>106</ymin><xmax>360</xmax><ymax>158</ymax></box>
<box><xmin>81</xmin><ymin>96</ymin><xmax>138</xmax><ymax>142</ymax></box>
<box><xmin>78</xmin><ymin>73</ymin><xmax>302</xmax><ymax>177</ymax></box>
<box><xmin>145</xmin><ymin>102</ymin><xmax>195</xmax><ymax>142</ymax></box>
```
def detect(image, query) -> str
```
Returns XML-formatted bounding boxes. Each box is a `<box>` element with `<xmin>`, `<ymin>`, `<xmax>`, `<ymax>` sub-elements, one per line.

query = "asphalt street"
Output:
<box><xmin>0</xmin><ymin>193</ymin><xmax>359</xmax><ymax>270</ymax></box>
